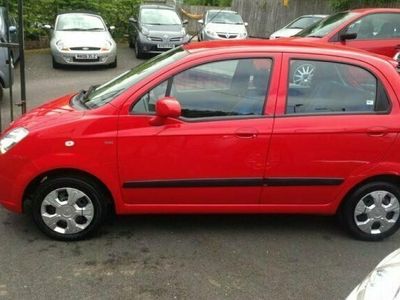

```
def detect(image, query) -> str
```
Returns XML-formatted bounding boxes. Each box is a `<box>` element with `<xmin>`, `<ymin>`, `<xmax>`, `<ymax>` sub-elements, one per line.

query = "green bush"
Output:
<box><xmin>330</xmin><ymin>0</ymin><xmax>395</xmax><ymax>10</ymax></box>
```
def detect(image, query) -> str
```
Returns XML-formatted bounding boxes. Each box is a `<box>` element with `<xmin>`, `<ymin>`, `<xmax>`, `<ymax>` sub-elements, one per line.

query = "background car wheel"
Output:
<box><xmin>340</xmin><ymin>181</ymin><xmax>400</xmax><ymax>241</ymax></box>
<box><xmin>135</xmin><ymin>40</ymin><xmax>144</xmax><ymax>59</ymax></box>
<box><xmin>109</xmin><ymin>58</ymin><xmax>117</xmax><ymax>68</ymax></box>
<box><xmin>32</xmin><ymin>176</ymin><xmax>107</xmax><ymax>241</ymax></box>
<box><xmin>292</xmin><ymin>62</ymin><xmax>316</xmax><ymax>87</ymax></box>
<box><xmin>129</xmin><ymin>37</ymin><xmax>134</xmax><ymax>48</ymax></box>
<box><xmin>0</xmin><ymin>86</ymin><xmax>3</xmax><ymax>101</ymax></box>
<box><xmin>52</xmin><ymin>57</ymin><xmax>61</xmax><ymax>69</ymax></box>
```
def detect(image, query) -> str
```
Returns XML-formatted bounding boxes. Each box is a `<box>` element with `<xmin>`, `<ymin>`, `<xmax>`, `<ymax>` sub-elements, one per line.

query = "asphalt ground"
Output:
<box><xmin>0</xmin><ymin>44</ymin><xmax>399</xmax><ymax>300</ymax></box>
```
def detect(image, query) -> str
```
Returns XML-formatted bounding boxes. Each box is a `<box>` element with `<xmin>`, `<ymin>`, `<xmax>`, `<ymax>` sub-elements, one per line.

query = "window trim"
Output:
<box><xmin>130</xmin><ymin>57</ymin><xmax>275</xmax><ymax>122</ymax></box>
<box><xmin>283</xmin><ymin>58</ymin><xmax>392</xmax><ymax>117</ymax></box>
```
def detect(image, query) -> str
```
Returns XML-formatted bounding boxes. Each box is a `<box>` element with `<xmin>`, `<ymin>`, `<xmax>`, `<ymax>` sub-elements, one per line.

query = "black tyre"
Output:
<box><xmin>32</xmin><ymin>176</ymin><xmax>108</xmax><ymax>241</ymax></box>
<box><xmin>109</xmin><ymin>57</ymin><xmax>117</xmax><ymax>68</ymax></box>
<box><xmin>52</xmin><ymin>57</ymin><xmax>61</xmax><ymax>69</ymax></box>
<box><xmin>340</xmin><ymin>181</ymin><xmax>400</xmax><ymax>241</ymax></box>
<box><xmin>0</xmin><ymin>86</ymin><xmax>3</xmax><ymax>101</ymax></box>
<box><xmin>129</xmin><ymin>37</ymin><xmax>134</xmax><ymax>48</ymax></box>
<box><xmin>135</xmin><ymin>40</ymin><xmax>144</xmax><ymax>59</ymax></box>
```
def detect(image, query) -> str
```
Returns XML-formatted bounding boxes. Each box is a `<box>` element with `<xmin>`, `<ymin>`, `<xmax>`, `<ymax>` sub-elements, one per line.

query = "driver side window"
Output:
<box><xmin>132</xmin><ymin>58</ymin><xmax>273</xmax><ymax>119</ymax></box>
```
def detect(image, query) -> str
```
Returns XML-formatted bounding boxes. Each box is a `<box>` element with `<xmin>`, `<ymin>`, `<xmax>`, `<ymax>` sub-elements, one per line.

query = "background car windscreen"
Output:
<box><xmin>207</xmin><ymin>12</ymin><xmax>244</xmax><ymax>24</ymax></box>
<box><xmin>56</xmin><ymin>14</ymin><xmax>106</xmax><ymax>31</ymax></box>
<box><xmin>287</xmin><ymin>16</ymin><xmax>324</xmax><ymax>29</ymax></box>
<box><xmin>141</xmin><ymin>9</ymin><xmax>181</xmax><ymax>25</ymax></box>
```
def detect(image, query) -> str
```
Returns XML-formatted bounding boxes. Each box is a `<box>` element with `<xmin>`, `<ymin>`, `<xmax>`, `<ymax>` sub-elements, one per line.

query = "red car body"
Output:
<box><xmin>1</xmin><ymin>40</ymin><xmax>400</xmax><ymax>240</ymax></box>
<box><xmin>292</xmin><ymin>8</ymin><xmax>400</xmax><ymax>58</ymax></box>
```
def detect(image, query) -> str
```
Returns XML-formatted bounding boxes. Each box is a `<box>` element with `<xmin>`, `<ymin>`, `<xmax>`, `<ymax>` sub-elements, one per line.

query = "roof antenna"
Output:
<box><xmin>184</xmin><ymin>7</ymin><xmax>226</xmax><ymax>44</ymax></box>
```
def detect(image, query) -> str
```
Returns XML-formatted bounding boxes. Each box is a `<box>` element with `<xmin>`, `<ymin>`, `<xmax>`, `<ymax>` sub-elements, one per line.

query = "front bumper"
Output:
<box><xmin>0</xmin><ymin>151</ymin><xmax>39</xmax><ymax>213</ymax></box>
<box><xmin>138</xmin><ymin>35</ymin><xmax>189</xmax><ymax>54</ymax></box>
<box><xmin>202</xmin><ymin>31</ymin><xmax>247</xmax><ymax>41</ymax></box>
<box><xmin>51</xmin><ymin>47</ymin><xmax>117</xmax><ymax>66</ymax></box>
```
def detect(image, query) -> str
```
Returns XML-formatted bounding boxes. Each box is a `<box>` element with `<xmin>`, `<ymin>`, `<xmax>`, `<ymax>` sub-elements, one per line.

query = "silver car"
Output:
<box><xmin>198</xmin><ymin>10</ymin><xmax>248</xmax><ymax>41</ymax></box>
<box><xmin>270</xmin><ymin>15</ymin><xmax>328</xmax><ymax>39</ymax></box>
<box><xmin>47</xmin><ymin>12</ymin><xmax>117</xmax><ymax>68</ymax></box>
<box><xmin>347</xmin><ymin>248</ymin><xmax>400</xmax><ymax>300</ymax></box>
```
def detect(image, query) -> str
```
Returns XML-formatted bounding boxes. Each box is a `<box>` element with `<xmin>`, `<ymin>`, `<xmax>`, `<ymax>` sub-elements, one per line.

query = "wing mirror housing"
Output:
<box><xmin>340</xmin><ymin>32</ymin><xmax>357</xmax><ymax>41</ymax></box>
<box><xmin>129</xmin><ymin>17</ymin><xmax>137</xmax><ymax>23</ymax></box>
<box><xmin>109</xmin><ymin>25</ymin><xmax>116</xmax><ymax>31</ymax></box>
<box><xmin>198</xmin><ymin>19</ymin><xmax>204</xmax><ymax>25</ymax></box>
<box><xmin>150</xmin><ymin>97</ymin><xmax>181</xmax><ymax>126</ymax></box>
<box><xmin>43</xmin><ymin>24</ymin><xmax>52</xmax><ymax>30</ymax></box>
<box><xmin>244</xmin><ymin>22</ymin><xmax>248</xmax><ymax>27</ymax></box>
<box><xmin>183</xmin><ymin>19</ymin><xmax>189</xmax><ymax>25</ymax></box>
<box><xmin>9</xmin><ymin>25</ymin><xmax>17</xmax><ymax>33</ymax></box>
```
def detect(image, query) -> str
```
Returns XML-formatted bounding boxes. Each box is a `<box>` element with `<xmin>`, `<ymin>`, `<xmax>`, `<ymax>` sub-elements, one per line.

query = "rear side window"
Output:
<box><xmin>346</xmin><ymin>13</ymin><xmax>400</xmax><ymax>40</ymax></box>
<box><xmin>286</xmin><ymin>59</ymin><xmax>390</xmax><ymax>115</ymax></box>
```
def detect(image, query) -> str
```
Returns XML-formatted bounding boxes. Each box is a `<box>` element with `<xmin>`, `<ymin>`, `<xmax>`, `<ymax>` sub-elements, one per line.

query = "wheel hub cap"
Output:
<box><xmin>40</xmin><ymin>187</ymin><xmax>95</xmax><ymax>235</ymax></box>
<box><xmin>354</xmin><ymin>191</ymin><xmax>400</xmax><ymax>235</ymax></box>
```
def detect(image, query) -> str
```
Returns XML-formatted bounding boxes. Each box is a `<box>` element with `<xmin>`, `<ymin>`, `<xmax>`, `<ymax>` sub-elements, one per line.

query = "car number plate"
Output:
<box><xmin>157</xmin><ymin>44</ymin><xmax>174</xmax><ymax>49</ymax></box>
<box><xmin>75</xmin><ymin>54</ymin><xmax>98</xmax><ymax>60</ymax></box>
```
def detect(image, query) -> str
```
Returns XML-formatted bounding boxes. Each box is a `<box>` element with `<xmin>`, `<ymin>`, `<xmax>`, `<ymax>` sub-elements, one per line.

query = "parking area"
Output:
<box><xmin>0</xmin><ymin>44</ymin><xmax>399</xmax><ymax>299</ymax></box>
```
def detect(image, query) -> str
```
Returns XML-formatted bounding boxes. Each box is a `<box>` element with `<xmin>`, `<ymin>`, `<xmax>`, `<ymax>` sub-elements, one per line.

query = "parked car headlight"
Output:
<box><xmin>180</xmin><ymin>28</ymin><xmax>186</xmax><ymax>36</ymax></box>
<box><xmin>0</xmin><ymin>127</ymin><xmax>29</xmax><ymax>154</ymax></box>
<box><xmin>206</xmin><ymin>29</ymin><xmax>217</xmax><ymax>37</ymax></box>
<box><xmin>56</xmin><ymin>40</ymin><xmax>69</xmax><ymax>51</ymax></box>
<box><xmin>142</xmin><ymin>27</ymin><xmax>150</xmax><ymax>36</ymax></box>
<box><xmin>101</xmin><ymin>40</ymin><xmax>113</xmax><ymax>51</ymax></box>
<box><xmin>239</xmin><ymin>31</ymin><xmax>248</xmax><ymax>38</ymax></box>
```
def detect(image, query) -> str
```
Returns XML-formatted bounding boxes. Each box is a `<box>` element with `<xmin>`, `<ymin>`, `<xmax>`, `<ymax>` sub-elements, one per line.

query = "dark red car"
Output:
<box><xmin>1</xmin><ymin>40</ymin><xmax>400</xmax><ymax>241</ymax></box>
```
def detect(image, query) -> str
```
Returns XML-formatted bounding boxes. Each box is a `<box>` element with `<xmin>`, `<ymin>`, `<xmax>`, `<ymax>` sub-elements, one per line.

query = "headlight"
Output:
<box><xmin>239</xmin><ymin>32</ymin><xmax>248</xmax><ymax>38</ymax></box>
<box><xmin>180</xmin><ymin>28</ymin><xmax>186</xmax><ymax>36</ymax></box>
<box><xmin>56</xmin><ymin>40</ymin><xmax>69</xmax><ymax>51</ymax></box>
<box><xmin>101</xmin><ymin>40</ymin><xmax>113</xmax><ymax>51</ymax></box>
<box><xmin>0</xmin><ymin>127</ymin><xmax>29</xmax><ymax>154</ymax></box>
<box><xmin>206</xmin><ymin>28</ymin><xmax>217</xmax><ymax>37</ymax></box>
<box><xmin>142</xmin><ymin>27</ymin><xmax>150</xmax><ymax>36</ymax></box>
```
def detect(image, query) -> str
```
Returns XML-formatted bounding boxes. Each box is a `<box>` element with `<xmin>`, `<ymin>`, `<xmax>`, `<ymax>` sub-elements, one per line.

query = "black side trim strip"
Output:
<box><xmin>264</xmin><ymin>178</ymin><xmax>344</xmax><ymax>186</ymax></box>
<box><xmin>123</xmin><ymin>177</ymin><xmax>344</xmax><ymax>188</ymax></box>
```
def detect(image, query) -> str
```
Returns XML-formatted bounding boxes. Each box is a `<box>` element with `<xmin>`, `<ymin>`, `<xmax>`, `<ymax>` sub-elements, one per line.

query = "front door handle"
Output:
<box><xmin>367</xmin><ymin>127</ymin><xmax>388</xmax><ymax>137</ymax></box>
<box><xmin>235</xmin><ymin>128</ymin><xmax>258</xmax><ymax>139</ymax></box>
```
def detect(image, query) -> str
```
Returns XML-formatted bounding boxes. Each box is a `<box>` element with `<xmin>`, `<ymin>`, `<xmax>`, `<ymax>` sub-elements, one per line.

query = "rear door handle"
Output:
<box><xmin>235</xmin><ymin>128</ymin><xmax>258</xmax><ymax>139</ymax></box>
<box><xmin>367</xmin><ymin>127</ymin><xmax>388</xmax><ymax>136</ymax></box>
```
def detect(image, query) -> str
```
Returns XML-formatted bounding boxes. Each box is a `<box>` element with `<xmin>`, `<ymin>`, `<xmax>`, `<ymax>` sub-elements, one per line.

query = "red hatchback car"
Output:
<box><xmin>291</xmin><ymin>8</ymin><xmax>400</xmax><ymax>86</ymax></box>
<box><xmin>1</xmin><ymin>40</ymin><xmax>400</xmax><ymax>241</ymax></box>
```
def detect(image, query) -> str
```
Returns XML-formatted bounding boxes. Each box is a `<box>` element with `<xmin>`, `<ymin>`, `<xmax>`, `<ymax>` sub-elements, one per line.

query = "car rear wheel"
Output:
<box><xmin>340</xmin><ymin>181</ymin><xmax>400</xmax><ymax>241</ymax></box>
<box><xmin>32</xmin><ymin>176</ymin><xmax>107</xmax><ymax>241</ymax></box>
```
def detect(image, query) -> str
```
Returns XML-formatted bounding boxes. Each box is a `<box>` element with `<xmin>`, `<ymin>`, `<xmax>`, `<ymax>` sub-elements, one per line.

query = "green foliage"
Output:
<box><xmin>183</xmin><ymin>0</ymin><xmax>232</xmax><ymax>6</ymax></box>
<box><xmin>0</xmin><ymin>0</ymin><xmax>141</xmax><ymax>40</ymax></box>
<box><xmin>330</xmin><ymin>0</ymin><xmax>395</xmax><ymax>10</ymax></box>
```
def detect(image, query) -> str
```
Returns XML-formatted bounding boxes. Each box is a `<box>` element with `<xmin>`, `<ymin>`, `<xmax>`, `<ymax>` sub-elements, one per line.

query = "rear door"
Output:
<box><xmin>262</xmin><ymin>53</ymin><xmax>399</xmax><ymax>207</ymax></box>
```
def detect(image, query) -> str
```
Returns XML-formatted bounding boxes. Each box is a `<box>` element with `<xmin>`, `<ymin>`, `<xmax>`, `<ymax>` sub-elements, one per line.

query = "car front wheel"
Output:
<box><xmin>135</xmin><ymin>40</ymin><xmax>144</xmax><ymax>59</ymax></box>
<box><xmin>340</xmin><ymin>181</ymin><xmax>400</xmax><ymax>241</ymax></box>
<box><xmin>32</xmin><ymin>176</ymin><xmax>107</xmax><ymax>241</ymax></box>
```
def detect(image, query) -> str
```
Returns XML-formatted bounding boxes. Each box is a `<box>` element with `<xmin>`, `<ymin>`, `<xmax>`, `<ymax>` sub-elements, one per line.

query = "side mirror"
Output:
<box><xmin>109</xmin><ymin>25</ymin><xmax>115</xmax><ymax>31</ymax></box>
<box><xmin>43</xmin><ymin>24</ymin><xmax>52</xmax><ymax>30</ymax></box>
<box><xmin>183</xmin><ymin>19</ymin><xmax>189</xmax><ymax>25</ymax></box>
<box><xmin>340</xmin><ymin>32</ymin><xmax>357</xmax><ymax>41</ymax></box>
<box><xmin>150</xmin><ymin>97</ymin><xmax>181</xmax><ymax>126</ymax></box>
<box><xmin>9</xmin><ymin>25</ymin><xmax>16</xmax><ymax>33</ymax></box>
<box><xmin>198</xmin><ymin>19</ymin><xmax>204</xmax><ymax>25</ymax></box>
<box><xmin>244</xmin><ymin>22</ymin><xmax>248</xmax><ymax>27</ymax></box>
<box><xmin>129</xmin><ymin>17</ymin><xmax>137</xmax><ymax>23</ymax></box>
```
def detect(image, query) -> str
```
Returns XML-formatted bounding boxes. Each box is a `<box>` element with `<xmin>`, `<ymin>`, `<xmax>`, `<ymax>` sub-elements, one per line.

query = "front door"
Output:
<box><xmin>118</xmin><ymin>55</ymin><xmax>280</xmax><ymax>205</ymax></box>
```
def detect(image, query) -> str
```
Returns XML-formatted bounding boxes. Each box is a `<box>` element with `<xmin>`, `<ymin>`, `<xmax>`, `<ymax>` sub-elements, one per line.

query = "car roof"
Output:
<box><xmin>207</xmin><ymin>10</ymin><xmax>238</xmax><ymax>14</ymax></box>
<box><xmin>57</xmin><ymin>11</ymin><xmax>101</xmax><ymax>17</ymax></box>
<box><xmin>298</xmin><ymin>14</ymin><xmax>329</xmax><ymax>18</ymax></box>
<box><xmin>183</xmin><ymin>39</ymin><xmax>396</xmax><ymax>66</ymax></box>
<box><xmin>349</xmin><ymin>7</ymin><xmax>400</xmax><ymax>14</ymax></box>
<box><xmin>140</xmin><ymin>4</ymin><xmax>175</xmax><ymax>10</ymax></box>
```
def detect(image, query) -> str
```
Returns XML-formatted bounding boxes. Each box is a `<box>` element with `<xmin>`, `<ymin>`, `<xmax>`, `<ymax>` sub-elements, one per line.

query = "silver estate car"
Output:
<box><xmin>47</xmin><ymin>12</ymin><xmax>117</xmax><ymax>68</ymax></box>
